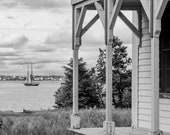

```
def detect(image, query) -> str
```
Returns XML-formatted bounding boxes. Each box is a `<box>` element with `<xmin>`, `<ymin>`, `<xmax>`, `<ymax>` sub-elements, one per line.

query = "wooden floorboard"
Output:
<box><xmin>68</xmin><ymin>127</ymin><xmax>150</xmax><ymax>135</ymax></box>
<box><xmin>68</xmin><ymin>128</ymin><xmax>103</xmax><ymax>135</ymax></box>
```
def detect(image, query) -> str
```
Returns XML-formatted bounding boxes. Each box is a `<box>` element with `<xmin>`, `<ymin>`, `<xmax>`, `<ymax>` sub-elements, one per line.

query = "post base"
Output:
<box><xmin>102</xmin><ymin>121</ymin><xmax>115</xmax><ymax>135</ymax></box>
<box><xmin>148</xmin><ymin>130</ymin><xmax>163</xmax><ymax>135</ymax></box>
<box><xmin>71</xmin><ymin>114</ymin><xmax>80</xmax><ymax>129</ymax></box>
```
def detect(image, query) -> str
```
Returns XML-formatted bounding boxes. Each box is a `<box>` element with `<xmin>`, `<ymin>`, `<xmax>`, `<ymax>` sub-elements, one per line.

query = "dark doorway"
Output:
<box><xmin>160</xmin><ymin>2</ymin><xmax>170</xmax><ymax>95</ymax></box>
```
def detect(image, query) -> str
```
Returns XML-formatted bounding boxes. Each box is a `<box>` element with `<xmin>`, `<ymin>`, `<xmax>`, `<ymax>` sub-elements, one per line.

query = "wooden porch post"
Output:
<box><xmin>71</xmin><ymin>6</ymin><xmax>81</xmax><ymax>129</ymax></box>
<box><xmin>103</xmin><ymin>0</ymin><xmax>115</xmax><ymax>135</ymax></box>
<box><xmin>106</xmin><ymin>44</ymin><xmax>113</xmax><ymax>122</ymax></box>
<box><xmin>149</xmin><ymin>1</ymin><xmax>164</xmax><ymax>134</ymax></box>
<box><xmin>149</xmin><ymin>0</ymin><xmax>168</xmax><ymax>134</ymax></box>
<box><xmin>132</xmin><ymin>11</ymin><xmax>140</xmax><ymax>128</ymax></box>
<box><xmin>71</xmin><ymin>43</ymin><xmax>81</xmax><ymax>129</ymax></box>
<box><xmin>149</xmin><ymin>20</ymin><xmax>162</xmax><ymax>135</ymax></box>
<box><xmin>73</xmin><ymin>45</ymin><xmax>79</xmax><ymax>115</ymax></box>
<box><xmin>71</xmin><ymin>44</ymin><xmax>81</xmax><ymax>129</ymax></box>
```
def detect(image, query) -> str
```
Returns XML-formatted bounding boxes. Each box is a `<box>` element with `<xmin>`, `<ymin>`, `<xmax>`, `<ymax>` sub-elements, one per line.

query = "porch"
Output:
<box><xmin>68</xmin><ymin>127</ymin><xmax>149</xmax><ymax>135</ymax></box>
<box><xmin>70</xmin><ymin>0</ymin><xmax>169</xmax><ymax>135</ymax></box>
<box><xmin>68</xmin><ymin>127</ymin><xmax>170</xmax><ymax>135</ymax></box>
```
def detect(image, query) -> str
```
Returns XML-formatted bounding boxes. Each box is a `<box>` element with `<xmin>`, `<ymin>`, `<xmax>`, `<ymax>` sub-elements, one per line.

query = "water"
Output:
<box><xmin>0</xmin><ymin>81</ymin><xmax>61</xmax><ymax>112</ymax></box>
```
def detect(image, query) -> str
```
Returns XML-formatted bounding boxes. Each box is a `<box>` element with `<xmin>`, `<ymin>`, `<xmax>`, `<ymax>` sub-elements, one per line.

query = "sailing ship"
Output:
<box><xmin>23</xmin><ymin>63</ymin><xmax>39</xmax><ymax>86</ymax></box>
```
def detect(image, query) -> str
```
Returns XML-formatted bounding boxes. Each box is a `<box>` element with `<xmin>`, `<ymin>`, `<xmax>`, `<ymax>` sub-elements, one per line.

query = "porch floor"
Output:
<box><xmin>68</xmin><ymin>127</ymin><xmax>149</xmax><ymax>135</ymax></box>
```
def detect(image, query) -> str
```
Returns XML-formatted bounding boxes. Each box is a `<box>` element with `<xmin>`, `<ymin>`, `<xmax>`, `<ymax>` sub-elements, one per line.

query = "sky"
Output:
<box><xmin>0</xmin><ymin>0</ymin><xmax>132</xmax><ymax>76</ymax></box>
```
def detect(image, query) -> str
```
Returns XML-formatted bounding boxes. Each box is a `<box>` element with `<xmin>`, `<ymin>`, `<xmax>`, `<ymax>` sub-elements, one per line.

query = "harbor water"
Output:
<box><xmin>0</xmin><ymin>81</ymin><xmax>61</xmax><ymax>112</ymax></box>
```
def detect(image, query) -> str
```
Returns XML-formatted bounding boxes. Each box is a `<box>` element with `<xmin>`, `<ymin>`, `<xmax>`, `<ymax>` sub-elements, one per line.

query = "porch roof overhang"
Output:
<box><xmin>71</xmin><ymin>0</ymin><xmax>141</xmax><ymax>10</ymax></box>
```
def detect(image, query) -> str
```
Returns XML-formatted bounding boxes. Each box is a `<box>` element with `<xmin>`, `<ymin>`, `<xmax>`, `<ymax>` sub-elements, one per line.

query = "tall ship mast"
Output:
<box><xmin>24</xmin><ymin>63</ymin><xmax>39</xmax><ymax>86</ymax></box>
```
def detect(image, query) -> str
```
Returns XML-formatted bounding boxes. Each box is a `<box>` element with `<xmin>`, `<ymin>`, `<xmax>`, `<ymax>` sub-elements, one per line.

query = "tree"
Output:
<box><xmin>95</xmin><ymin>36</ymin><xmax>132</xmax><ymax>108</ymax></box>
<box><xmin>90</xmin><ymin>67</ymin><xmax>105</xmax><ymax>108</ymax></box>
<box><xmin>96</xmin><ymin>48</ymin><xmax>106</xmax><ymax>85</ymax></box>
<box><xmin>54</xmin><ymin>57</ymin><xmax>101</xmax><ymax>108</ymax></box>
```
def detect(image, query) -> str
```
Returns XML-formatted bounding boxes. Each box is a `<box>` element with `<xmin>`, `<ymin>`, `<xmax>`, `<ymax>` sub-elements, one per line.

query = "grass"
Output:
<box><xmin>0</xmin><ymin>108</ymin><xmax>131</xmax><ymax>135</ymax></box>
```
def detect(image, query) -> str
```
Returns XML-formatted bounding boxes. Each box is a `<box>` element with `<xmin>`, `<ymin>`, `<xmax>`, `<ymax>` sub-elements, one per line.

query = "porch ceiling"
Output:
<box><xmin>71</xmin><ymin>0</ymin><xmax>141</xmax><ymax>10</ymax></box>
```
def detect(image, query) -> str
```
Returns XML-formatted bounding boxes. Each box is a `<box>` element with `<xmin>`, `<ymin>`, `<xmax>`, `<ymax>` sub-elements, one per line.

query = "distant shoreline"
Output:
<box><xmin>0</xmin><ymin>80</ymin><xmax>62</xmax><ymax>81</ymax></box>
<box><xmin>0</xmin><ymin>109</ymin><xmax>57</xmax><ymax>116</ymax></box>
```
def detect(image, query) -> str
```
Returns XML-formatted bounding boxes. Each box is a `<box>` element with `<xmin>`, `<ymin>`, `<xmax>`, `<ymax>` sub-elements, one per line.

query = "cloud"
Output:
<box><xmin>31</xmin><ymin>46</ymin><xmax>57</xmax><ymax>53</ymax></box>
<box><xmin>1</xmin><ymin>57</ymin><xmax>16</xmax><ymax>61</ymax></box>
<box><xmin>45</xmin><ymin>27</ymin><xmax>71</xmax><ymax>45</ymax></box>
<box><xmin>34</xmin><ymin>64</ymin><xmax>45</xmax><ymax>69</ymax></box>
<box><xmin>6</xmin><ymin>49</ymin><xmax>66</xmax><ymax>65</ymax></box>
<box><xmin>33</xmin><ymin>59</ymin><xmax>63</xmax><ymax>64</ymax></box>
<box><xmin>0</xmin><ymin>2</ymin><xmax>132</xmax><ymax>76</ymax></box>
<box><xmin>0</xmin><ymin>0</ymin><xmax>70</xmax><ymax>9</ymax></box>
<box><xmin>0</xmin><ymin>52</ymin><xmax>19</xmax><ymax>56</ymax></box>
<box><xmin>0</xmin><ymin>0</ymin><xmax>17</xmax><ymax>8</ymax></box>
<box><xmin>0</xmin><ymin>61</ymin><xmax>7</xmax><ymax>68</ymax></box>
<box><xmin>9</xmin><ymin>58</ymin><xmax>63</xmax><ymax>66</ymax></box>
<box><xmin>18</xmin><ymin>0</ymin><xmax>69</xmax><ymax>9</ymax></box>
<box><xmin>7</xmin><ymin>15</ymin><xmax>15</xmax><ymax>20</ymax></box>
<box><xmin>0</xmin><ymin>34</ymin><xmax>29</xmax><ymax>49</ymax></box>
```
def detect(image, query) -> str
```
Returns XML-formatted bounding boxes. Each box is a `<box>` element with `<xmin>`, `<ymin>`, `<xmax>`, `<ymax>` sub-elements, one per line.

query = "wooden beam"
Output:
<box><xmin>94</xmin><ymin>1</ymin><xmax>105</xmax><ymax>28</ymax></box>
<box><xmin>76</xmin><ymin>6</ymin><xmax>87</xmax><ymax>37</ymax></box>
<box><xmin>81</xmin><ymin>14</ymin><xmax>99</xmax><ymax>36</ymax></box>
<box><xmin>73</xmin><ymin>6</ymin><xmax>81</xmax><ymax>49</ymax></box>
<box><xmin>119</xmin><ymin>11</ymin><xmax>140</xmax><ymax>38</ymax></box>
<box><xmin>104</xmin><ymin>0</ymin><xmax>107</xmax><ymax>44</ymax></box>
<box><xmin>72</xmin><ymin>6</ymin><xmax>75</xmax><ymax>50</ymax></box>
<box><xmin>71</xmin><ymin>0</ymin><xmax>85</xmax><ymax>5</ymax></box>
<box><xmin>138</xmin><ymin>9</ymin><xmax>142</xmax><ymax>47</ymax></box>
<box><xmin>109</xmin><ymin>0</ymin><xmax>123</xmax><ymax>29</ymax></box>
<box><xmin>150</xmin><ymin>0</ymin><xmax>153</xmax><ymax>37</ymax></box>
<box><xmin>156</xmin><ymin>0</ymin><xmax>168</xmax><ymax>19</ymax></box>
<box><xmin>140</xmin><ymin>0</ymin><xmax>150</xmax><ymax>20</ymax></box>
<box><xmin>75</xmin><ymin>0</ymin><xmax>99</xmax><ymax>9</ymax></box>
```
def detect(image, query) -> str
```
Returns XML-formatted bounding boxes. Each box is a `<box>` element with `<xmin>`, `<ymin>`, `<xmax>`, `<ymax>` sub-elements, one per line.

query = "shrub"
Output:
<box><xmin>0</xmin><ymin>108</ymin><xmax>131</xmax><ymax>135</ymax></box>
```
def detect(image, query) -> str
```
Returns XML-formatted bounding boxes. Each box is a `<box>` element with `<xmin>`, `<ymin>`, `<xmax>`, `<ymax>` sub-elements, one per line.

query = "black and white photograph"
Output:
<box><xmin>0</xmin><ymin>0</ymin><xmax>169</xmax><ymax>135</ymax></box>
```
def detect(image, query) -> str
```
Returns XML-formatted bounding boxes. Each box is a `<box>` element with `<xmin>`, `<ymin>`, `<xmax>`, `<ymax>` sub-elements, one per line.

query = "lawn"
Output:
<box><xmin>0</xmin><ymin>108</ymin><xmax>131</xmax><ymax>135</ymax></box>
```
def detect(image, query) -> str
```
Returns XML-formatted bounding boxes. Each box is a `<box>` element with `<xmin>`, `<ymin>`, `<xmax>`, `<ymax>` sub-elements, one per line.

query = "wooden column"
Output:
<box><xmin>73</xmin><ymin>45</ymin><xmax>79</xmax><ymax>115</ymax></box>
<box><xmin>149</xmin><ymin>20</ymin><xmax>162</xmax><ymax>135</ymax></box>
<box><xmin>106</xmin><ymin>43</ymin><xmax>113</xmax><ymax>122</ymax></box>
<box><xmin>106</xmin><ymin>0</ymin><xmax>113</xmax><ymax>122</ymax></box>
<box><xmin>150</xmin><ymin>1</ymin><xmax>163</xmax><ymax>134</ymax></box>
<box><xmin>71</xmin><ymin>6</ymin><xmax>81</xmax><ymax>129</ymax></box>
<box><xmin>103</xmin><ymin>0</ymin><xmax>115</xmax><ymax>135</ymax></box>
<box><xmin>150</xmin><ymin>0</ymin><xmax>168</xmax><ymax>133</ymax></box>
<box><xmin>151</xmin><ymin>36</ymin><xmax>159</xmax><ymax>133</ymax></box>
<box><xmin>132</xmin><ymin>11</ymin><xmax>140</xmax><ymax>128</ymax></box>
<box><xmin>71</xmin><ymin>44</ymin><xmax>81</xmax><ymax>129</ymax></box>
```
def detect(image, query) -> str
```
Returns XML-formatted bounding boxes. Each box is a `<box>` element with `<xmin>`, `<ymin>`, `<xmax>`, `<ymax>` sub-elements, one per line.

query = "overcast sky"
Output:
<box><xmin>0</xmin><ymin>0</ymin><xmax>132</xmax><ymax>76</ymax></box>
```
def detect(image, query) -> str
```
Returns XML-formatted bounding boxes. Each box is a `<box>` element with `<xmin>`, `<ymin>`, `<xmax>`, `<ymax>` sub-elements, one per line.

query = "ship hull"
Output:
<box><xmin>23</xmin><ymin>83</ymin><xmax>39</xmax><ymax>86</ymax></box>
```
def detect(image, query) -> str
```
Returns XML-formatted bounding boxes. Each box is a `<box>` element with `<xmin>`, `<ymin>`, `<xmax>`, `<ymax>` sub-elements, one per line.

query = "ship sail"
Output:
<box><xmin>26</xmin><ymin>65</ymin><xmax>29</xmax><ymax>83</ymax></box>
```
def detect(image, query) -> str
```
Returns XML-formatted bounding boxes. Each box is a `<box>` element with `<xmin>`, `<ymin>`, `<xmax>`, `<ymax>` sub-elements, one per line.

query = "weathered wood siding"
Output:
<box><xmin>160</xmin><ymin>99</ymin><xmax>170</xmax><ymax>132</ymax></box>
<box><xmin>137</xmin><ymin>11</ymin><xmax>170</xmax><ymax>133</ymax></box>
<box><xmin>138</xmin><ymin>11</ymin><xmax>152</xmax><ymax>129</ymax></box>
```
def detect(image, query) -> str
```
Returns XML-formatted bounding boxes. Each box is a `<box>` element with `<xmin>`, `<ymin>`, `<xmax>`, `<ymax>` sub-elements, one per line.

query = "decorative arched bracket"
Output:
<box><xmin>94</xmin><ymin>1</ymin><xmax>105</xmax><ymax>28</ymax></box>
<box><xmin>109</xmin><ymin>0</ymin><xmax>123</xmax><ymax>29</ymax></box>
<box><xmin>81</xmin><ymin>14</ymin><xmax>99</xmax><ymax>36</ymax></box>
<box><xmin>140</xmin><ymin>0</ymin><xmax>150</xmax><ymax>20</ymax></box>
<box><xmin>74</xmin><ymin>44</ymin><xmax>80</xmax><ymax>50</ymax></box>
<box><xmin>75</xmin><ymin>6</ymin><xmax>87</xmax><ymax>37</ymax></box>
<box><xmin>118</xmin><ymin>11</ymin><xmax>140</xmax><ymax>38</ymax></box>
<box><xmin>156</xmin><ymin>0</ymin><xmax>169</xmax><ymax>20</ymax></box>
<box><xmin>75</xmin><ymin>37</ymin><xmax>81</xmax><ymax>47</ymax></box>
<box><xmin>154</xmin><ymin>19</ymin><xmax>161</xmax><ymax>38</ymax></box>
